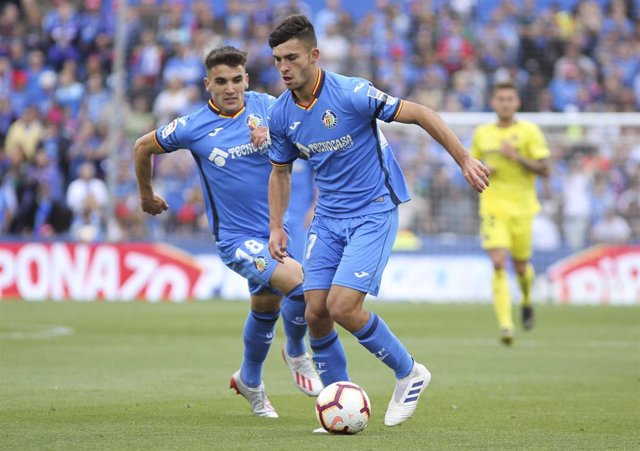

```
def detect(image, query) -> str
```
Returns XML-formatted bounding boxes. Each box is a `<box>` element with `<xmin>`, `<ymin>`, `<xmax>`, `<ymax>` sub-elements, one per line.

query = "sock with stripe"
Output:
<box><xmin>240</xmin><ymin>309</ymin><xmax>279</xmax><ymax>388</ymax></box>
<box><xmin>281</xmin><ymin>285</ymin><xmax>307</xmax><ymax>357</ymax></box>
<box><xmin>353</xmin><ymin>312</ymin><xmax>413</xmax><ymax>379</ymax></box>
<box><xmin>309</xmin><ymin>329</ymin><xmax>349</xmax><ymax>385</ymax></box>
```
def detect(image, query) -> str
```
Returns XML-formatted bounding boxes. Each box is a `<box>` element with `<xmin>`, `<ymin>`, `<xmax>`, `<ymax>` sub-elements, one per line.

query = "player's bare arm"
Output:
<box><xmin>500</xmin><ymin>141</ymin><xmax>551</xmax><ymax>177</ymax></box>
<box><xmin>133</xmin><ymin>131</ymin><xmax>169</xmax><ymax>215</ymax></box>
<box><xmin>268</xmin><ymin>163</ymin><xmax>292</xmax><ymax>262</ymax></box>
<box><xmin>394</xmin><ymin>101</ymin><xmax>491</xmax><ymax>193</ymax></box>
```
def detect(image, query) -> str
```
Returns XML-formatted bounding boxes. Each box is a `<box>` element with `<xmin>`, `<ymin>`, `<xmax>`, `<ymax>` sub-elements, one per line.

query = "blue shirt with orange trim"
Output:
<box><xmin>269</xmin><ymin>70</ymin><xmax>410</xmax><ymax>218</ymax></box>
<box><xmin>154</xmin><ymin>91</ymin><xmax>276</xmax><ymax>241</ymax></box>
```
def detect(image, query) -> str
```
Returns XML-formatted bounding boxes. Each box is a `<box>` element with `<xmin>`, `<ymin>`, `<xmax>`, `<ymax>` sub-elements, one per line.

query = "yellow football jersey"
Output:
<box><xmin>471</xmin><ymin>120</ymin><xmax>549</xmax><ymax>217</ymax></box>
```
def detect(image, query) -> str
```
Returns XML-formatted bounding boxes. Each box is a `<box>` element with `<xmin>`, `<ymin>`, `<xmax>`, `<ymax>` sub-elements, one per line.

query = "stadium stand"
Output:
<box><xmin>1</xmin><ymin>0</ymin><xmax>638</xmax><ymax>270</ymax></box>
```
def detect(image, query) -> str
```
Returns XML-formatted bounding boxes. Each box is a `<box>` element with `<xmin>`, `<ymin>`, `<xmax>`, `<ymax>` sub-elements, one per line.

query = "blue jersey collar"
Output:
<box><xmin>292</xmin><ymin>69</ymin><xmax>325</xmax><ymax>111</ymax></box>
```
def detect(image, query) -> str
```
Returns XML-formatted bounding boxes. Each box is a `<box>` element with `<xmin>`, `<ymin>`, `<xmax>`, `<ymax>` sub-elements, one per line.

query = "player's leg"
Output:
<box><xmin>216</xmin><ymin>237</ymin><xmax>282</xmax><ymax>414</ymax></box>
<box><xmin>269</xmin><ymin>257</ymin><xmax>306</xmax><ymax>356</ymax></box>
<box><xmin>230</xmin><ymin>287</ymin><xmax>280</xmax><ymax>418</ymax></box>
<box><xmin>487</xmin><ymin>248</ymin><xmax>513</xmax><ymax>343</ymax></box>
<box><xmin>303</xmin><ymin>217</ymin><xmax>349</xmax><ymax>386</ymax></box>
<box><xmin>240</xmin><ymin>289</ymin><xmax>281</xmax><ymax>388</ymax></box>
<box><xmin>512</xmin><ymin>216</ymin><xmax>535</xmax><ymax>330</ymax></box>
<box><xmin>330</xmin><ymin>210</ymin><xmax>430</xmax><ymax>426</ymax></box>
<box><xmin>481</xmin><ymin>214</ymin><xmax>514</xmax><ymax>344</ymax></box>
<box><xmin>269</xmin><ymin>257</ymin><xmax>322</xmax><ymax>396</ymax></box>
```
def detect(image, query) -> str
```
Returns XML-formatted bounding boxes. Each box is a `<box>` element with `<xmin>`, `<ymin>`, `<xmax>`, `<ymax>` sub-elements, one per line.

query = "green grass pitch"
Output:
<box><xmin>1</xmin><ymin>301</ymin><xmax>638</xmax><ymax>450</ymax></box>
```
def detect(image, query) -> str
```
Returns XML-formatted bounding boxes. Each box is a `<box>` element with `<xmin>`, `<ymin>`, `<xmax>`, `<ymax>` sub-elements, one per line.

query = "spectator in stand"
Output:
<box><xmin>591</xmin><ymin>208</ymin><xmax>632</xmax><ymax>244</ymax></box>
<box><xmin>436</xmin><ymin>19</ymin><xmax>474</xmax><ymax>75</ymax></box>
<box><xmin>617</xmin><ymin>168</ymin><xmax>640</xmax><ymax>238</ymax></box>
<box><xmin>162</xmin><ymin>42</ymin><xmax>205</xmax><ymax>87</ymax></box>
<box><xmin>549</xmin><ymin>63</ymin><xmax>582</xmax><ymax>111</ymax></box>
<box><xmin>65</xmin><ymin>161</ymin><xmax>108</xmax><ymax>219</ymax></box>
<box><xmin>0</xmin><ymin>175</ymin><xmax>17</xmax><ymax>234</ymax></box>
<box><xmin>0</xmin><ymin>0</ymin><xmax>638</xmax><ymax>246</ymax></box>
<box><xmin>55</xmin><ymin>60</ymin><xmax>85</xmax><ymax>118</ymax></box>
<box><xmin>562</xmin><ymin>155</ymin><xmax>593</xmax><ymax>249</ymax></box>
<box><xmin>318</xmin><ymin>23</ymin><xmax>349</xmax><ymax>73</ymax></box>
<box><xmin>5</xmin><ymin>105</ymin><xmax>42</xmax><ymax>162</ymax></box>
<box><xmin>152</xmin><ymin>76</ymin><xmax>189</xmax><ymax>127</ymax></box>
<box><xmin>11</xmin><ymin>182</ymin><xmax>71</xmax><ymax>237</ymax></box>
<box><xmin>554</xmin><ymin>39</ymin><xmax>598</xmax><ymax>81</ymax></box>
<box><xmin>314</xmin><ymin>0</ymin><xmax>343</xmax><ymax>39</ymax></box>
<box><xmin>70</xmin><ymin>193</ymin><xmax>105</xmax><ymax>242</ymax></box>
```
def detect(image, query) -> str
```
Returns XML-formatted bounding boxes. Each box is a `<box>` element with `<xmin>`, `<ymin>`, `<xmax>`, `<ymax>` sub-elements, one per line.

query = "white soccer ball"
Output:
<box><xmin>315</xmin><ymin>381</ymin><xmax>371</xmax><ymax>434</ymax></box>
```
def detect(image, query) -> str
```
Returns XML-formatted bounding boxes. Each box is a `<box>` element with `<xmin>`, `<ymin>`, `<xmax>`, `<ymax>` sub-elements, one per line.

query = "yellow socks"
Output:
<box><xmin>517</xmin><ymin>264</ymin><xmax>534</xmax><ymax>307</ymax></box>
<box><xmin>493</xmin><ymin>269</ymin><xmax>513</xmax><ymax>330</ymax></box>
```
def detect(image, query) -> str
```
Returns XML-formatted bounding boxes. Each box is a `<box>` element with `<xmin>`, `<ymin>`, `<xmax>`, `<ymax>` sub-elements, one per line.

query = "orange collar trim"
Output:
<box><xmin>294</xmin><ymin>69</ymin><xmax>324</xmax><ymax>110</ymax></box>
<box><xmin>208</xmin><ymin>99</ymin><xmax>246</xmax><ymax>118</ymax></box>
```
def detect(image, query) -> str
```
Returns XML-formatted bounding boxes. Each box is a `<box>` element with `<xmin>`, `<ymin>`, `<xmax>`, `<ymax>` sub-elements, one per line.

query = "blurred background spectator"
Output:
<box><xmin>0</xmin><ymin>0</ymin><xmax>638</xmax><ymax>253</ymax></box>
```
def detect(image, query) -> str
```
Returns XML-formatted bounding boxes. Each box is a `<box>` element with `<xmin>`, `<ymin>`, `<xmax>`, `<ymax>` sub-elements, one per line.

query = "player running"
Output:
<box><xmin>471</xmin><ymin>81</ymin><xmax>551</xmax><ymax>345</ymax></box>
<box><xmin>256</xmin><ymin>15</ymin><xmax>489</xmax><ymax>428</ymax></box>
<box><xmin>133</xmin><ymin>46</ymin><xmax>322</xmax><ymax>419</ymax></box>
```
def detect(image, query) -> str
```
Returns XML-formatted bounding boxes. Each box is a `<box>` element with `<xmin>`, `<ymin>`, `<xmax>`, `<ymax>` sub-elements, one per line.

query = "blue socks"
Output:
<box><xmin>310</xmin><ymin>329</ymin><xmax>349</xmax><ymax>385</ymax></box>
<box><xmin>281</xmin><ymin>284</ymin><xmax>307</xmax><ymax>357</ymax></box>
<box><xmin>241</xmin><ymin>309</ymin><xmax>279</xmax><ymax>388</ymax></box>
<box><xmin>353</xmin><ymin>313</ymin><xmax>413</xmax><ymax>379</ymax></box>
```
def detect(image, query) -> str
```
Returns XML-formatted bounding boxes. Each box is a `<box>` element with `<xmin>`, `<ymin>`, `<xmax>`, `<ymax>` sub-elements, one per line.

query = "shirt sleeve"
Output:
<box><xmin>350</xmin><ymin>78</ymin><xmax>404</xmax><ymax>123</ymax></box>
<box><xmin>154</xmin><ymin>116</ymin><xmax>188</xmax><ymax>153</ymax></box>
<box><xmin>527</xmin><ymin>124</ymin><xmax>550</xmax><ymax>160</ymax></box>
<box><xmin>268</xmin><ymin>105</ymin><xmax>299</xmax><ymax>166</ymax></box>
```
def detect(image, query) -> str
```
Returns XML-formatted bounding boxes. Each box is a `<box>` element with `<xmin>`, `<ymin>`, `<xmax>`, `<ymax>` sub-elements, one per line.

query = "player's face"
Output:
<box><xmin>490</xmin><ymin>88</ymin><xmax>520</xmax><ymax>121</ymax></box>
<box><xmin>203</xmin><ymin>64</ymin><xmax>248</xmax><ymax>115</ymax></box>
<box><xmin>272</xmin><ymin>38</ymin><xmax>319</xmax><ymax>92</ymax></box>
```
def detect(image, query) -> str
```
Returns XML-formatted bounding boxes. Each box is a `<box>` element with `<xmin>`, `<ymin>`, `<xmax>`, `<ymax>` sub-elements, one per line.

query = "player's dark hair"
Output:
<box><xmin>268</xmin><ymin>14</ymin><xmax>317</xmax><ymax>49</ymax></box>
<box><xmin>492</xmin><ymin>80</ymin><xmax>518</xmax><ymax>94</ymax></box>
<box><xmin>204</xmin><ymin>46</ymin><xmax>247</xmax><ymax>70</ymax></box>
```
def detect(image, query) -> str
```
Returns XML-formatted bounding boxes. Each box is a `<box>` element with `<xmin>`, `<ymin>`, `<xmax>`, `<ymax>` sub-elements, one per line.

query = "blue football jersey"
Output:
<box><xmin>289</xmin><ymin>158</ymin><xmax>315</xmax><ymax>219</ymax></box>
<box><xmin>154</xmin><ymin>91</ymin><xmax>275</xmax><ymax>241</ymax></box>
<box><xmin>269</xmin><ymin>69</ymin><xmax>410</xmax><ymax>218</ymax></box>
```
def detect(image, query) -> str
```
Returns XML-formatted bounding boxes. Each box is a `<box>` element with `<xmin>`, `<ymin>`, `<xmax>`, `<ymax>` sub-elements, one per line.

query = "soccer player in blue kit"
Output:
<box><xmin>133</xmin><ymin>46</ymin><xmax>322</xmax><ymax>419</ymax></box>
<box><xmin>260</xmin><ymin>15</ymin><xmax>491</xmax><ymax>427</ymax></box>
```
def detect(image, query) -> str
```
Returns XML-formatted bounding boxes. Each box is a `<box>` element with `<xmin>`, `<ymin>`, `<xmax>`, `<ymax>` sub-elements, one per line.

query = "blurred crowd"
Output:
<box><xmin>0</xmin><ymin>0</ymin><xmax>638</xmax><ymax>249</ymax></box>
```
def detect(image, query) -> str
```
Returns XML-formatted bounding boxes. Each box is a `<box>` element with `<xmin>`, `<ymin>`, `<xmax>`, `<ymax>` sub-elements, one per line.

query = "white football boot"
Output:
<box><xmin>282</xmin><ymin>347</ymin><xmax>323</xmax><ymax>396</ymax></box>
<box><xmin>229</xmin><ymin>370</ymin><xmax>278</xmax><ymax>418</ymax></box>
<box><xmin>384</xmin><ymin>362</ymin><xmax>431</xmax><ymax>427</ymax></box>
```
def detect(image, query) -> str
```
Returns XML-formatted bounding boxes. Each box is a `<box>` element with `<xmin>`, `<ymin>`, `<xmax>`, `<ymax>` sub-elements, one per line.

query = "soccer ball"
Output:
<box><xmin>315</xmin><ymin>381</ymin><xmax>371</xmax><ymax>434</ymax></box>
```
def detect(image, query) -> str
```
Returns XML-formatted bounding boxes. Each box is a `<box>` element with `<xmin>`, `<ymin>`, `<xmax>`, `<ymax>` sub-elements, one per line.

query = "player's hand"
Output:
<box><xmin>249</xmin><ymin>123</ymin><xmax>270</xmax><ymax>149</ymax></box>
<box><xmin>461</xmin><ymin>157</ymin><xmax>491</xmax><ymax>193</ymax></box>
<box><xmin>500</xmin><ymin>141</ymin><xmax>518</xmax><ymax>161</ymax></box>
<box><xmin>140</xmin><ymin>194</ymin><xmax>169</xmax><ymax>215</ymax></box>
<box><xmin>268</xmin><ymin>227</ymin><xmax>289</xmax><ymax>263</ymax></box>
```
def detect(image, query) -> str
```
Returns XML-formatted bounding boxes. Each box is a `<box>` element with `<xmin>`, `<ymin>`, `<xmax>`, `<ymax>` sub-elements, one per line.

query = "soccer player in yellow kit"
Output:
<box><xmin>471</xmin><ymin>81</ymin><xmax>551</xmax><ymax>345</ymax></box>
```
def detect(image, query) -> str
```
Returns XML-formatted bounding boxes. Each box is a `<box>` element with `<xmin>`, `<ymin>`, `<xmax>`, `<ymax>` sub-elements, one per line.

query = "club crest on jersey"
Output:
<box><xmin>246</xmin><ymin>114</ymin><xmax>263</xmax><ymax>128</ymax></box>
<box><xmin>161</xmin><ymin>119</ymin><xmax>178</xmax><ymax>139</ymax></box>
<box><xmin>254</xmin><ymin>256</ymin><xmax>268</xmax><ymax>272</ymax></box>
<box><xmin>321</xmin><ymin>110</ymin><xmax>338</xmax><ymax>128</ymax></box>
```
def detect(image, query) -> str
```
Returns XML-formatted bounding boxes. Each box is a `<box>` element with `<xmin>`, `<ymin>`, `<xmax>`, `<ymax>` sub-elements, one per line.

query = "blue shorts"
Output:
<box><xmin>303</xmin><ymin>209</ymin><xmax>398</xmax><ymax>296</ymax></box>
<box><xmin>217</xmin><ymin>235</ymin><xmax>282</xmax><ymax>296</ymax></box>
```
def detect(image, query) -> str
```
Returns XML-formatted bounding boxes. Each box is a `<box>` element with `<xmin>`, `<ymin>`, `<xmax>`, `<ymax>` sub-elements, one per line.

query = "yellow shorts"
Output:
<box><xmin>480</xmin><ymin>214</ymin><xmax>533</xmax><ymax>261</ymax></box>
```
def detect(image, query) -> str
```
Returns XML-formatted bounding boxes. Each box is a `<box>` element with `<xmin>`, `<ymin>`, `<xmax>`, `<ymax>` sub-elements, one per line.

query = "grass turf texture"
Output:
<box><xmin>1</xmin><ymin>301</ymin><xmax>638</xmax><ymax>450</ymax></box>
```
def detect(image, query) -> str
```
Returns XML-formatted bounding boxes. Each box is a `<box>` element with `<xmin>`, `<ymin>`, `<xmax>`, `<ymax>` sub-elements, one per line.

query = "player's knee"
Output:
<box><xmin>326</xmin><ymin>301</ymin><xmax>355</xmax><ymax>325</ymax></box>
<box><xmin>305</xmin><ymin>304</ymin><xmax>328</xmax><ymax>326</ymax></box>
<box><xmin>492</xmin><ymin>261</ymin><xmax>507</xmax><ymax>271</ymax></box>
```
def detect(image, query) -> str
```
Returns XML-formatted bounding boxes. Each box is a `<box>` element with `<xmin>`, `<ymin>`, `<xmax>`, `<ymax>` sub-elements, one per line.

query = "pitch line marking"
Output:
<box><xmin>0</xmin><ymin>323</ymin><xmax>75</xmax><ymax>340</ymax></box>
